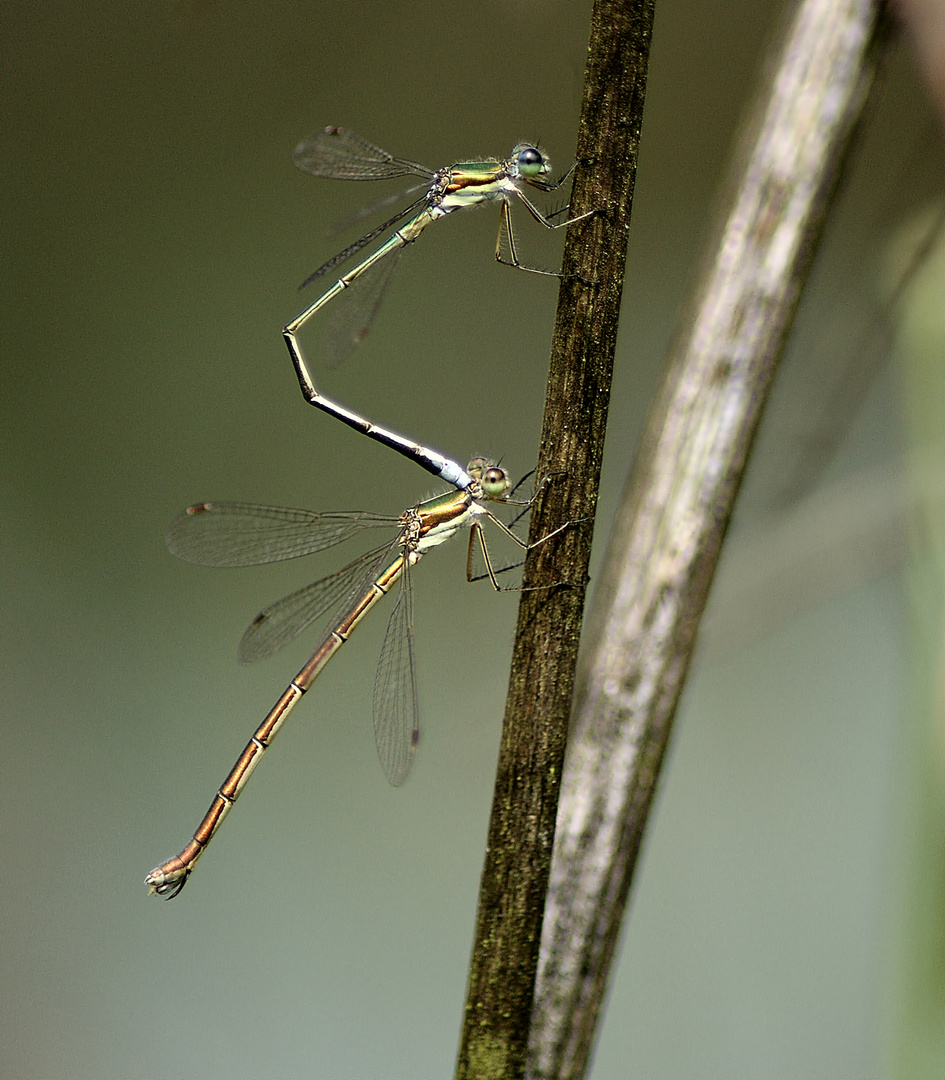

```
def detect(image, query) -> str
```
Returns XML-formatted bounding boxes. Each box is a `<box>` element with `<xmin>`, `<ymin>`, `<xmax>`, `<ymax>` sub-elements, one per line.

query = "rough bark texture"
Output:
<box><xmin>454</xmin><ymin>2</ymin><xmax>656</xmax><ymax>1078</ymax></box>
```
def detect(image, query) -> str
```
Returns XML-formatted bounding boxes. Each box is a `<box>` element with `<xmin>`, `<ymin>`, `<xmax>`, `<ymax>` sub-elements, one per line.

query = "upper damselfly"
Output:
<box><xmin>283</xmin><ymin>126</ymin><xmax>593</xmax><ymax>371</ymax></box>
<box><xmin>145</xmin><ymin>455</ymin><xmax>568</xmax><ymax>897</ymax></box>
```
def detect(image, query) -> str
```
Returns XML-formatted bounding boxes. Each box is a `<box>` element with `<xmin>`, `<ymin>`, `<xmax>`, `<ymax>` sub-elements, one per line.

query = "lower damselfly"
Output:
<box><xmin>145</xmin><ymin>457</ymin><xmax>567</xmax><ymax>897</ymax></box>
<box><xmin>284</xmin><ymin>126</ymin><xmax>593</xmax><ymax>369</ymax></box>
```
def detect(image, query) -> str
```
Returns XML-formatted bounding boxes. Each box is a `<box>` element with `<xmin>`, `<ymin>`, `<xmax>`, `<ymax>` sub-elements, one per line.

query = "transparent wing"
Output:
<box><xmin>166</xmin><ymin>502</ymin><xmax>398</xmax><ymax>567</ymax></box>
<box><xmin>327</xmin><ymin>184</ymin><xmax>428</xmax><ymax>237</ymax></box>
<box><xmin>373</xmin><ymin>555</ymin><xmax>419</xmax><ymax>786</ymax></box>
<box><xmin>238</xmin><ymin>542</ymin><xmax>400</xmax><ymax>664</ymax></box>
<box><xmin>293</xmin><ymin>128</ymin><xmax>433</xmax><ymax>181</ymax></box>
<box><xmin>298</xmin><ymin>196</ymin><xmax>425</xmax><ymax>290</ymax></box>
<box><xmin>323</xmin><ymin>246</ymin><xmax>405</xmax><ymax>369</ymax></box>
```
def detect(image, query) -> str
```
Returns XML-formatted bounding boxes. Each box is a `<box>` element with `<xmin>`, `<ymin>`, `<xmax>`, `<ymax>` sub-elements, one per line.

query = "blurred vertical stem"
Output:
<box><xmin>893</xmin><ymin>222</ymin><xmax>945</xmax><ymax>1078</ymax></box>
<box><xmin>528</xmin><ymin>2</ymin><xmax>889</xmax><ymax>1079</ymax></box>
<box><xmin>454</xmin><ymin>2</ymin><xmax>654</xmax><ymax>1078</ymax></box>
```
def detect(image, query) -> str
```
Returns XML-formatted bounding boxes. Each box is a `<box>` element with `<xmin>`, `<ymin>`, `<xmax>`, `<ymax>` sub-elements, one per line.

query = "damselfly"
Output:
<box><xmin>284</xmin><ymin>126</ymin><xmax>593</xmax><ymax>370</ymax></box>
<box><xmin>145</xmin><ymin>457</ymin><xmax>567</xmax><ymax>897</ymax></box>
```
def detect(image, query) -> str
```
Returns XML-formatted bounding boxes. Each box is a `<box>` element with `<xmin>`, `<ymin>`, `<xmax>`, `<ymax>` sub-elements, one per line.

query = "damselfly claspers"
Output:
<box><xmin>284</xmin><ymin>126</ymin><xmax>593</xmax><ymax>370</ymax></box>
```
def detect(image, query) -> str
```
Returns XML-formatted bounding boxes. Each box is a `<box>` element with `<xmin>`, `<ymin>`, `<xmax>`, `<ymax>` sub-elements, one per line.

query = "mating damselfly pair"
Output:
<box><xmin>146</xmin><ymin>128</ymin><xmax>590</xmax><ymax>896</ymax></box>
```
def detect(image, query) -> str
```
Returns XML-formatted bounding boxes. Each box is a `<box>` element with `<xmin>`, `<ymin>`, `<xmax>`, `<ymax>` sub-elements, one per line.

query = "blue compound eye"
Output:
<box><xmin>516</xmin><ymin>145</ymin><xmax>547</xmax><ymax>177</ymax></box>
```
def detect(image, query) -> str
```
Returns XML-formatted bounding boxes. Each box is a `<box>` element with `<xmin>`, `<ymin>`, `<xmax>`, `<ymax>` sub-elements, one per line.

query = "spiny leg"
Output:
<box><xmin>494</xmin><ymin>198</ymin><xmax>596</xmax><ymax>277</ymax></box>
<box><xmin>466</xmin><ymin>511</ymin><xmax>582</xmax><ymax>592</ymax></box>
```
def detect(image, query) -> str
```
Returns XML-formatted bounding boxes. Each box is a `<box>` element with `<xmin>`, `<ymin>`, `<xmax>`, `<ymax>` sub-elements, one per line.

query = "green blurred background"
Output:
<box><xmin>3</xmin><ymin>2</ymin><xmax>943</xmax><ymax>1077</ymax></box>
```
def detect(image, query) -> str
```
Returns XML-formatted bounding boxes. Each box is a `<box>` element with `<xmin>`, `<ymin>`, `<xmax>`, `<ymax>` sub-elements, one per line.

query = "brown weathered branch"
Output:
<box><xmin>454</xmin><ymin>2</ymin><xmax>655</xmax><ymax>1078</ymax></box>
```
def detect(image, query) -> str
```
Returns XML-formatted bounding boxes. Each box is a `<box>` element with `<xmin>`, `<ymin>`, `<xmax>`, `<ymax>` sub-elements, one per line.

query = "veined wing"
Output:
<box><xmin>166</xmin><ymin>502</ymin><xmax>398</xmax><ymax>567</ymax></box>
<box><xmin>373</xmin><ymin>553</ymin><xmax>419</xmax><ymax>786</ymax></box>
<box><xmin>323</xmin><ymin>245</ymin><xmax>404</xmax><ymax>369</ymax></box>
<box><xmin>298</xmin><ymin>195</ymin><xmax>427</xmax><ymax>290</ymax></box>
<box><xmin>293</xmin><ymin>127</ymin><xmax>433</xmax><ymax>182</ymax></box>
<box><xmin>327</xmin><ymin>183</ymin><xmax>428</xmax><ymax>237</ymax></box>
<box><xmin>238</xmin><ymin>541</ymin><xmax>401</xmax><ymax>664</ymax></box>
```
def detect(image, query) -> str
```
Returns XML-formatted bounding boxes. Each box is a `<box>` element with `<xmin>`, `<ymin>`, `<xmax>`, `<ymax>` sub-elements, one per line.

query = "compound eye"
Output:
<box><xmin>516</xmin><ymin>145</ymin><xmax>546</xmax><ymax>177</ymax></box>
<box><xmin>465</xmin><ymin>457</ymin><xmax>487</xmax><ymax>481</ymax></box>
<box><xmin>482</xmin><ymin>467</ymin><xmax>511</xmax><ymax>498</ymax></box>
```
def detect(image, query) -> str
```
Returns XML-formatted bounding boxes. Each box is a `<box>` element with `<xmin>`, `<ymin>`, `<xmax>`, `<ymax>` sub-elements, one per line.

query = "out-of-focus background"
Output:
<box><xmin>3</xmin><ymin>2</ymin><xmax>943</xmax><ymax>1077</ymax></box>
